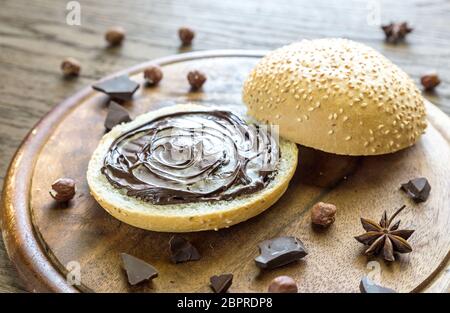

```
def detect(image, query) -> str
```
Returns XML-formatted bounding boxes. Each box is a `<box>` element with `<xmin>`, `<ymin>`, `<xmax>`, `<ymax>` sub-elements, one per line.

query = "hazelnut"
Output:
<box><xmin>105</xmin><ymin>26</ymin><xmax>125</xmax><ymax>46</ymax></box>
<box><xmin>311</xmin><ymin>202</ymin><xmax>337</xmax><ymax>227</ymax></box>
<box><xmin>178</xmin><ymin>27</ymin><xmax>195</xmax><ymax>46</ymax></box>
<box><xmin>268</xmin><ymin>276</ymin><xmax>298</xmax><ymax>293</ymax></box>
<box><xmin>144</xmin><ymin>65</ymin><xmax>163</xmax><ymax>86</ymax></box>
<box><xmin>61</xmin><ymin>57</ymin><xmax>81</xmax><ymax>76</ymax></box>
<box><xmin>187</xmin><ymin>70</ymin><xmax>206</xmax><ymax>90</ymax></box>
<box><xmin>421</xmin><ymin>73</ymin><xmax>441</xmax><ymax>91</ymax></box>
<box><xmin>50</xmin><ymin>178</ymin><xmax>76</xmax><ymax>202</ymax></box>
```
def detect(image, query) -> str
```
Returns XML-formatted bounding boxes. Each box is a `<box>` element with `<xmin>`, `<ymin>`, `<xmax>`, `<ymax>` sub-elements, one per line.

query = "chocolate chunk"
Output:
<box><xmin>401</xmin><ymin>177</ymin><xmax>431</xmax><ymax>202</ymax></box>
<box><xmin>169</xmin><ymin>235</ymin><xmax>201</xmax><ymax>263</ymax></box>
<box><xmin>105</xmin><ymin>101</ymin><xmax>131</xmax><ymax>131</ymax></box>
<box><xmin>359</xmin><ymin>276</ymin><xmax>396</xmax><ymax>293</ymax></box>
<box><xmin>210</xmin><ymin>274</ymin><xmax>233</xmax><ymax>293</ymax></box>
<box><xmin>255</xmin><ymin>236</ymin><xmax>307</xmax><ymax>269</ymax></box>
<box><xmin>92</xmin><ymin>75</ymin><xmax>139</xmax><ymax>101</ymax></box>
<box><xmin>120</xmin><ymin>253</ymin><xmax>158</xmax><ymax>285</ymax></box>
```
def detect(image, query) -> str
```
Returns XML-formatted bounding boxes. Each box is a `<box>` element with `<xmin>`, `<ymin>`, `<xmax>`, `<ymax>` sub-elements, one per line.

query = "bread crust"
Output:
<box><xmin>243</xmin><ymin>38</ymin><xmax>427</xmax><ymax>155</ymax></box>
<box><xmin>87</xmin><ymin>104</ymin><xmax>298</xmax><ymax>232</ymax></box>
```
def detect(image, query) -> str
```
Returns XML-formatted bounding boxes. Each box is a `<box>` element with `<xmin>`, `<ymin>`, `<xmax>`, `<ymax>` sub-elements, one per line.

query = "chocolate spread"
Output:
<box><xmin>101</xmin><ymin>110</ymin><xmax>279</xmax><ymax>204</ymax></box>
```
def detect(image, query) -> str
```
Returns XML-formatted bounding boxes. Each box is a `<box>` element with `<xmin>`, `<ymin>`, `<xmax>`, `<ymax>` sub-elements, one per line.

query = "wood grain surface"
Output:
<box><xmin>1</xmin><ymin>0</ymin><xmax>450</xmax><ymax>293</ymax></box>
<box><xmin>2</xmin><ymin>51</ymin><xmax>450</xmax><ymax>293</ymax></box>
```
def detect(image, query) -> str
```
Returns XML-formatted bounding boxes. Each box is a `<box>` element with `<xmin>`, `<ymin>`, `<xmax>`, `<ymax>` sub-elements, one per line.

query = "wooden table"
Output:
<box><xmin>0</xmin><ymin>0</ymin><xmax>449</xmax><ymax>293</ymax></box>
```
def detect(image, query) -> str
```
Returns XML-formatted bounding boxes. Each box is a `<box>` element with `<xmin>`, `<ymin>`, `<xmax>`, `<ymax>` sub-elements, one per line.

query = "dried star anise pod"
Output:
<box><xmin>355</xmin><ymin>205</ymin><xmax>414</xmax><ymax>262</ymax></box>
<box><xmin>381</xmin><ymin>22</ymin><xmax>413</xmax><ymax>43</ymax></box>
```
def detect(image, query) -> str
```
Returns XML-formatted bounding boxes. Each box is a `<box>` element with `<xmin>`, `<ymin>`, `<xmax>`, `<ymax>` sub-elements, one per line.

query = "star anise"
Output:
<box><xmin>381</xmin><ymin>22</ymin><xmax>413</xmax><ymax>43</ymax></box>
<box><xmin>355</xmin><ymin>205</ymin><xmax>414</xmax><ymax>262</ymax></box>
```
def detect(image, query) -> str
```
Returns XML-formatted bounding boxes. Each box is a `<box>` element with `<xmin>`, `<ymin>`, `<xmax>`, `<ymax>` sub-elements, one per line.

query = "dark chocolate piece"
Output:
<box><xmin>105</xmin><ymin>101</ymin><xmax>131</xmax><ymax>131</ymax></box>
<box><xmin>120</xmin><ymin>253</ymin><xmax>158</xmax><ymax>285</ymax></box>
<box><xmin>401</xmin><ymin>177</ymin><xmax>431</xmax><ymax>202</ymax></box>
<box><xmin>92</xmin><ymin>75</ymin><xmax>139</xmax><ymax>101</ymax></box>
<box><xmin>210</xmin><ymin>274</ymin><xmax>233</xmax><ymax>293</ymax></box>
<box><xmin>359</xmin><ymin>276</ymin><xmax>396</xmax><ymax>293</ymax></box>
<box><xmin>254</xmin><ymin>236</ymin><xmax>307</xmax><ymax>269</ymax></box>
<box><xmin>169</xmin><ymin>235</ymin><xmax>201</xmax><ymax>263</ymax></box>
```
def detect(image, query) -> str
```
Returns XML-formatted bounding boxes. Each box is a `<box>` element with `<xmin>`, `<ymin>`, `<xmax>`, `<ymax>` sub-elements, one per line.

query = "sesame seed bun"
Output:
<box><xmin>243</xmin><ymin>38</ymin><xmax>427</xmax><ymax>155</ymax></box>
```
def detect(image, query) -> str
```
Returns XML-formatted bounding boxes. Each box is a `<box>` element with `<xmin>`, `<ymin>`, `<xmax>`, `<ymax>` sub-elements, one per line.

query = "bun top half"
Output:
<box><xmin>243</xmin><ymin>38</ymin><xmax>427</xmax><ymax>155</ymax></box>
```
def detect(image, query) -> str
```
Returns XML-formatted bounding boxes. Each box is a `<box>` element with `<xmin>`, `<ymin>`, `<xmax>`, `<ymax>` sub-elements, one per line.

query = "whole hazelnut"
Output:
<box><xmin>61</xmin><ymin>57</ymin><xmax>81</xmax><ymax>76</ymax></box>
<box><xmin>50</xmin><ymin>178</ymin><xmax>76</xmax><ymax>202</ymax></box>
<box><xmin>178</xmin><ymin>27</ymin><xmax>195</xmax><ymax>46</ymax></box>
<box><xmin>268</xmin><ymin>276</ymin><xmax>298</xmax><ymax>293</ymax></box>
<box><xmin>144</xmin><ymin>65</ymin><xmax>163</xmax><ymax>86</ymax></box>
<box><xmin>105</xmin><ymin>26</ymin><xmax>125</xmax><ymax>46</ymax></box>
<box><xmin>421</xmin><ymin>72</ymin><xmax>441</xmax><ymax>91</ymax></box>
<box><xmin>187</xmin><ymin>70</ymin><xmax>206</xmax><ymax>90</ymax></box>
<box><xmin>311</xmin><ymin>202</ymin><xmax>337</xmax><ymax>227</ymax></box>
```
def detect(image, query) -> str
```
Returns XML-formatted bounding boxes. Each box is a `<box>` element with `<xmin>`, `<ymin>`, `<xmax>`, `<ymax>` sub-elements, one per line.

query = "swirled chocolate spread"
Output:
<box><xmin>101</xmin><ymin>110</ymin><xmax>280</xmax><ymax>204</ymax></box>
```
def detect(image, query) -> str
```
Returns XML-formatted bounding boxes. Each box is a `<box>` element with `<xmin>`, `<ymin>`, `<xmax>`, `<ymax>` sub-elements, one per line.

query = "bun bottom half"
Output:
<box><xmin>87</xmin><ymin>104</ymin><xmax>298</xmax><ymax>232</ymax></box>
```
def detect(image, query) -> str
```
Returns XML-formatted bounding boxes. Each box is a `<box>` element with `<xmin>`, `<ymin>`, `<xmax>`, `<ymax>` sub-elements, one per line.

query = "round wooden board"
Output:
<box><xmin>1</xmin><ymin>50</ymin><xmax>450</xmax><ymax>293</ymax></box>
